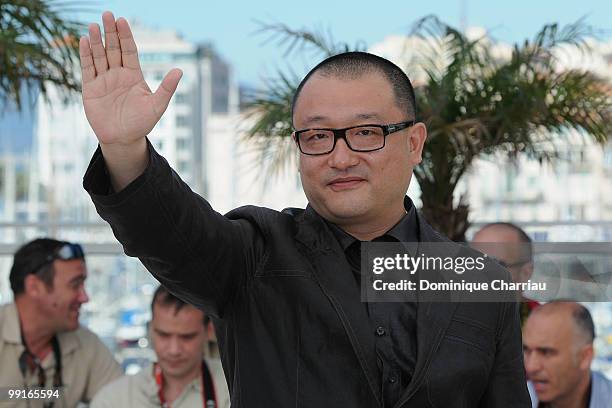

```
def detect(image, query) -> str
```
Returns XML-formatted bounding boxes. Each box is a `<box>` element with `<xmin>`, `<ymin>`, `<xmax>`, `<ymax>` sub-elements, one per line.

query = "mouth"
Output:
<box><xmin>531</xmin><ymin>380</ymin><xmax>549</xmax><ymax>392</ymax></box>
<box><xmin>327</xmin><ymin>177</ymin><xmax>366</xmax><ymax>191</ymax></box>
<box><xmin>164</xmin><ymin>359</ymin><xmax>185</xmax><ymax>368</ymax></box>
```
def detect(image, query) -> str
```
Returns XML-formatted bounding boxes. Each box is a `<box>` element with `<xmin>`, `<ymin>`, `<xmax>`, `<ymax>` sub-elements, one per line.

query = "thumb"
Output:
<box><xmin>152</xmin><ymin>68</ymin><xmax>183</xmax><ymax>117</ymax></box>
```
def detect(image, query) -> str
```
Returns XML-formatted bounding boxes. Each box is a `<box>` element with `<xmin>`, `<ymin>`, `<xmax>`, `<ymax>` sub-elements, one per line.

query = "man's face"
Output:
<box><xmin>37</xmin><ymin>259</ymin><xmax>89</xmax><ymax>332</ymax></box>
<box><xmin>151</xmin><ymin>303</ymin><xmax>207</xmax><ymax>380</ymax></box>
<box><xmin>471</xmin><ymin>227</ymin><xmax>533</xmax><ymax>284</ymax></box>
<box><xmin>523</xmin><ymin>312</ymin><xmax>592</xmax><ymax>404</ymax></box>
<box><xmin>293</xmin><ymin>72</ymin><xmax>426</xmax><ymax>227</ymax></box>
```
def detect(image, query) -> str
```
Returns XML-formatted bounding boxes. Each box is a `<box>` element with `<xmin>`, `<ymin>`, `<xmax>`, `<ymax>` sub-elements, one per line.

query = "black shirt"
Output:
<box><xmin>327</xmin><ymin>196</ymin><xmax>420</xmax><ymax>408</ymax></box>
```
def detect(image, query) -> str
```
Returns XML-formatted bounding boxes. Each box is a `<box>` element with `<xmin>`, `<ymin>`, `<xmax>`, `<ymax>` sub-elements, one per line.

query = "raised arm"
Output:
<box><xmin>81</xmin><ymin>13</ymin><xmax>265</xmax><ymax>317</ymax></box>
<box><xmin>80</xmin><ymin>11</ymin><xmax>182</xmax><ymax>191</ymax></box>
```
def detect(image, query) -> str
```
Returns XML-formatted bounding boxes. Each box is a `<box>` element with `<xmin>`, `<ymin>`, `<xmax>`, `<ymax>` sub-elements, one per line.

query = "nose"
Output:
<box><xmin>524</xmin><ymin>351</ymin><xmax>542</xmax><ymax>377</ymax></box>
<box><xmin>168</xmin><ymin>337</ymin><xmax>181</xmax><ymax>355</ymax></box>
<box><xmin>78</xmin><ymin>287</ymin><xmax>90</xmax><ymax>304</ymax></box>
<box><xmin>327</xmin><ymin>138</ymin><xmax>359</xmax><ymax>170</ymax></box>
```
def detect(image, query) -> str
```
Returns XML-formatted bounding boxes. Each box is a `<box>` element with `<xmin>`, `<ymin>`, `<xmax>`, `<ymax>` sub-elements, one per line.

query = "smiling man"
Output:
<box><xmin>0</xmin><ymin>238</ymin><xmax>121</xmax><ymax>407</ymax></box>
<box><xmin>81</xmin><ymin>11</ymin><xmax>530</xmax><ymax>407</ymax></box>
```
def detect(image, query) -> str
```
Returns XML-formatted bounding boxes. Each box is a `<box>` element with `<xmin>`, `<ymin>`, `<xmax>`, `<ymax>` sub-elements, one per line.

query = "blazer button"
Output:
<box><xmin>388</xmin><ymin>375</ymin><xmax>397</xmax><ymax>384</ymax></box>
<box><xmin>375</xmin><ymin>326</ymin><xmax>386</xmax><ymax>336</ymax></box>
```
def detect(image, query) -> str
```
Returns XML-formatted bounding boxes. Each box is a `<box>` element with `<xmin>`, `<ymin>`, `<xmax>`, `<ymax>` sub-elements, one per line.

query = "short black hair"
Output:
<box><xmin>572</xmin><ymin>303</ymin><xmax>596</xmax><ymax>342</ymax></box>
<box><xmin>9</xmin><ymin>238</ymin><xmax>69</xmax><ymax>296</ymax></box>
<box><xmin>480</xmin><ymin>222</ymin><xmax>533</xmax><ymax>262</ymax></box>
<box><xmin>546</xmin><ymin>301</ymin><xmax>596</xmax><ymax>343</ymax></box>
<box><xmin>291</xmin><ymin>51</ymin><xmax>417</xmax><ymax>124</ymax></box>
<box><xmin>151</xmin><ymin>285</ymin><xmax>209</xmax><ymax>326</ymax></box>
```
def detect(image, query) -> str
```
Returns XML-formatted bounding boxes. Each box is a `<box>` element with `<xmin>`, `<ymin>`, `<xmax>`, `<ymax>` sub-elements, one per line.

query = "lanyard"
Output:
<box><xmin>154</xmin><ymin>361</ymin><xmax>217</xmax><ymax>408</ymax></box>
<box><xmin>18</xmin><ymin>332</ymin><xmax>63</xmax><ymax>408</ymax></box>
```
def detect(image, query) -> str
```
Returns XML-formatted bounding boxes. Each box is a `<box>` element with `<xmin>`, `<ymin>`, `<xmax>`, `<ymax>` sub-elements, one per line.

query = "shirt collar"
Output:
<box><xmin>1</xmin><ymin>302</ymin><xmax>80</xmax><ymax>359</ymax></box>
<box><xmin>2</xmin><ymin>302</ymin><xmax>22</xmax><ymax>344</ymax></box>
<box><xmin>327</xmin><ymin>196</ymin><xmax>420</xmax><ymax>250</ymax></box>
<box><xmin>146</xmin><ymin>362</ymin><xmax>203</xmax><ymax>404</ymax></box>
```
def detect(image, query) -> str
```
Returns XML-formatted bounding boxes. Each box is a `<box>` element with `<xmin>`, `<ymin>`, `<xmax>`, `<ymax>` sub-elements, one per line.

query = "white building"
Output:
<box><xmin>30</xmin><ymin>22</ymin><xmax>240</xmax><ymax>224</ymax></box>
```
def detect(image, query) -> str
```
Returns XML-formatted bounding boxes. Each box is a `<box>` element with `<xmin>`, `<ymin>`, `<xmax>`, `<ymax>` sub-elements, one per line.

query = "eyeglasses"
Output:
<box><xmin>293</xmin><ymin>120</ymin><xmax>415</xmax><ymax>156</ymax></box>
<box><xmin>33</xmin><ymin>243</ymin><xmax>85</xmax><ymax>273</ymax></box>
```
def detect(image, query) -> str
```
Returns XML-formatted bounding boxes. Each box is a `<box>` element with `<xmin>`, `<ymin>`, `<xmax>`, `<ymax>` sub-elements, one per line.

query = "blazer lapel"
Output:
<box><xmin>394</xmin><ymin>213</ymin><xmax>460</xmax><ymax>407</ymax></box>
<box><xmin>294</xmin><ymin>205</ymin><xmax>383</xmax><ymax>407</ymax></box>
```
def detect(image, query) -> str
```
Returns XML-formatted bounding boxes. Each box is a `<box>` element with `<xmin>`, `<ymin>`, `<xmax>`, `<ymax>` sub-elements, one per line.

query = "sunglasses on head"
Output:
<box><xmin>33</xmin><ymin>243</ymin><xmax>85</xmax><ymax>273</ymax></box>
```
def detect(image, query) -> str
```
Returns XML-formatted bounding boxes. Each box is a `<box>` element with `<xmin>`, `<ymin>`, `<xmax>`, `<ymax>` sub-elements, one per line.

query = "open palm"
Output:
<box><xmin>80</xmin><ymin>12</ymin><xmax>182</xmax><ymax>146</ymax></box>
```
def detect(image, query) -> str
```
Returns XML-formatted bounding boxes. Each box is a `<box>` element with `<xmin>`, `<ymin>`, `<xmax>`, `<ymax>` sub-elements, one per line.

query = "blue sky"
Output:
<box><xmin>78</xmin><ymin>0</ymin><xmax>611</xmax><ymax>87</ymax></box>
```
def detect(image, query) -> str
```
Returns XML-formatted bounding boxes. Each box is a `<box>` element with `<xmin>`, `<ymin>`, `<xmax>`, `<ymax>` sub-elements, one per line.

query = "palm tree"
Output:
<box><xmin>245</xmin><ymin>17</ymin><xmax>612</xmax><ymax>241</ymax></box>
<box><xmin>0</xmin><ymin>0</ymin><xmax>83</xmax><ymax>112</ymax></box>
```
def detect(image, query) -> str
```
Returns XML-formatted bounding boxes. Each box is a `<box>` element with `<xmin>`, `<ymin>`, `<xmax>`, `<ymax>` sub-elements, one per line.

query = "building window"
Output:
<box><xmin>178</xmin><ymin>160</ymin><xmax>189</xmax><ymax>173</ymax></box>
<box><xmin>176</xmin><ymin>115</ymin><xmax>190</xmax><ymax>128</ymax></box>
<box><xmin>177</xmin><ymin>138</ymin><xmax>190</xmax><ymax>150</ymax></box>
<box><xmin>175</xmin><ymin>93</ymin><xmax>188</xmax><ymax>104</ymax></box>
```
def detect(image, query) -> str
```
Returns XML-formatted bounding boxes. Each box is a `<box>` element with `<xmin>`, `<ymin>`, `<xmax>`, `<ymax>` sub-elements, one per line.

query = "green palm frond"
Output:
<box><xmin>241</xmin><ymin>69</ymin><xmax>299</xmax><ymax>179</ymax></box>
<box><xmin>254</xmin><ymin>21</ymin><xmax>361</xmax><ymax>58</ymax></box>
<box><xmin>0</xmin><ymin>0</ymin><xmax>85</xmax><ymax>112</ymax></box>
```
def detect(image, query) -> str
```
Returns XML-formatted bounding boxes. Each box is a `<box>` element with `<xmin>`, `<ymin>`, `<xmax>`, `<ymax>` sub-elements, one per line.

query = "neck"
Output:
<box><xmin>549</xmin><ymin>374</ymin><xmax>591</xmax><ymax>408</ymax></box>
<box><xmin>15</xmin><ymin>297</ymin><xmax>54</xmax><ymax>357</ymax></box>
<box><xmin>163</xmin><ymin>365</ymin><xmax>201</xmax><ymax>404</ymax></box>
<box><xmin>337</xmin><ymin>204</ymin><xmax>406</xmax><ymax>241</ymax></box>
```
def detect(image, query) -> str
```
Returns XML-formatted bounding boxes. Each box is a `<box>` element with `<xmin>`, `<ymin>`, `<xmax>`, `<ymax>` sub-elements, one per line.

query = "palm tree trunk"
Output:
<box><xmin>417</xmin><ymin>179</ymin><xmax>470</xmax><ymax>242</ymax></box>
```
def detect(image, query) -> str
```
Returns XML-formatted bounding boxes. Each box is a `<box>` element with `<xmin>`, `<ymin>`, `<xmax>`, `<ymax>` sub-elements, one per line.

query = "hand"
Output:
<box><xmin>80</xmin><ymin>11</ymin><xmax>182</xmax><ymax>147</ymax></box>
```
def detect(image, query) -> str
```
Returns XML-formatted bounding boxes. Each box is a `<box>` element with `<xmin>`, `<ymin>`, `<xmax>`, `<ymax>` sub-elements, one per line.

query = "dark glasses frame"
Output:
<box><xmin>293</xmin><ymin>120</ymin><xmax>415</xmax><ymax>155</ymax></box>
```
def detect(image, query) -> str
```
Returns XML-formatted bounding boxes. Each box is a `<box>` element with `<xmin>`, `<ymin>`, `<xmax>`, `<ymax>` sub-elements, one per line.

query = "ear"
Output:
<box><xmin>407</xmin><ymin>123</ymin><xmax>427</xmax><ymax>165</ymax></box>
<box><xmin>205</xmin><ymin>320</ymin><xmax>217</xmax><ymax>342</ymax></box>
<box><xmin>23</xmin><ymin>274</ymin><xmax>44</xmax><ymax>298</ymax></box>
<box><xmin>579</xmin><ymin>344</ymin><xmax>594</xmax><ymax>370</ymax></box>
<box><xmin>519</xmin><ymin>262</ymin><xmax>535</xmax><ymax>283</ymax></box>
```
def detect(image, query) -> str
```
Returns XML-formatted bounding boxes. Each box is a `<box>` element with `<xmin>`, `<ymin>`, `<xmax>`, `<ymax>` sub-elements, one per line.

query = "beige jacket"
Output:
<box><xmin>0</xmin><ymin>302</ymin><xmax>122</xmax><ymax>407</ymax></box>
<box><xmin>90</xmin><ymin>360</ymin><xmax>230</xmax><ymax>408</ymax></box>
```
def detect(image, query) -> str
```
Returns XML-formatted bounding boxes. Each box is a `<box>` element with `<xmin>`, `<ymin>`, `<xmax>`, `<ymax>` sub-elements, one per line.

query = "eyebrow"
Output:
<box><xmin>301</xmin><ymin>113</ymin><xmax>384</xmax><ymax>128</ymax></box>
<box><xmin>69</xmin><ymin>274</ymin><xmax>87</xmax><ymax>284</ymax></box>
<box><xmin>153</xmin><ymin>328</ymin><xmax>199</xmax><ymax>336</ymax></box>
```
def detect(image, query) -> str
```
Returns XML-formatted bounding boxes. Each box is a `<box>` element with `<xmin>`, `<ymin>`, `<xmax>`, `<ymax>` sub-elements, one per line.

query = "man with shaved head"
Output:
<box><xmin>80</xmin><ymin>11</ymin><xmax>530</xmax><ymax>407</ymax></box>
<box><xmin>523</xmin><ymin>301</ymin><xmax>612</xmax><ymax>407</ymax></box>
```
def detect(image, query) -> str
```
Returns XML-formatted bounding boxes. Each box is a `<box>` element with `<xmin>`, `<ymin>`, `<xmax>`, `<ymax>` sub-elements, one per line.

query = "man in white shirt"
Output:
<box><xmin>91</xmin><ymin>286</ymin><xmax>229</xmax><ymax>408</ymax></box>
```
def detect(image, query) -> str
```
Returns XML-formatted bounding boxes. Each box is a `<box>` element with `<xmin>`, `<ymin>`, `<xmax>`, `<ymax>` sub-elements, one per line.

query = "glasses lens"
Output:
<box><xmin>298</xmin><ymin>129</ymin><xmax>334</xmax><ymax>154</ymax></box>
<box><xmin>346</xmin><ymin>126</ymin><xmax>385</xmax><ymax>151</ymax></box>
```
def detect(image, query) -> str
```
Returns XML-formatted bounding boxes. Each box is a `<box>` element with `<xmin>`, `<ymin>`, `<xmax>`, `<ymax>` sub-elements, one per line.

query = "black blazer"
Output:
<box><xmin>84</xmin><ymin>144</ymin><xmax>531</xmax><ymax>407</ymax></box>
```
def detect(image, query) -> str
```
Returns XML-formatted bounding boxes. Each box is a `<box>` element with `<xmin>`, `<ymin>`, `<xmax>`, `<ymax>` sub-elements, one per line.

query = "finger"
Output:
<box><xmin>116</xmin><ymin>18</ymin><xmax>141</xmax><ymax>71</ymax></box>
<box><xmin>88</xmin><ymin>23</ymin><xmax>109</xmax><ymax>74</ymax></box>
<box><xmin>79</xmin><ymin>36</ymin><xmax>96</xmax><ymax>84</ymax></box>
<box><xmin>152</xmin><ymin>69</ymin><xmax>183</xmax><ymax>117</ymax></box>
<box><xmin>102</xmin><ymin>11</ymin><xmax>121</xmax><ymax>68</ymax></box>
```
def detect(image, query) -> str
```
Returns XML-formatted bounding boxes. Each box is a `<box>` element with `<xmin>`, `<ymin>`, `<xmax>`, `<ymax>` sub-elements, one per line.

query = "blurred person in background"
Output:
<box><xmin>0</xmin><ymin>238</ymin><xmax>122</xmax><ymax>407</ymax></box>
<box><xmin>91</xmin><ymin>285</ymin><xmax>229</xmax><ymax>408</ymax></box>
<box><xmin>472</xmin><ymin>222</ymin><xmax>540</xmax><ymax>324</ymax></box>
<box><xmin>523</xmin><ymin>301</ymin><xmax>612</xmax><ymax>408</ymax></box>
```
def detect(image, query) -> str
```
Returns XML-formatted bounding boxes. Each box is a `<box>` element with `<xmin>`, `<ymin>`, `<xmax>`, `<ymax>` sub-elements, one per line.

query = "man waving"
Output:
<box><xmin>81</xmin><ymin>12</ymin><xmax>530</xmax><ymax>407</ymax></box>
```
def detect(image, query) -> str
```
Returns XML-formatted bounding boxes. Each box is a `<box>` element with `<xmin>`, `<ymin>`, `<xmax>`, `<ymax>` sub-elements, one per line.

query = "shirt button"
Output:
<box><xmin>388</xmin><ymin>376</ymin><xmax>397</xmax><ymax>384</ymax></box>
<box><xmin>375</xmin><ymin>326</ymin><xmax>386</xmax><ymax>336</ymax></box>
